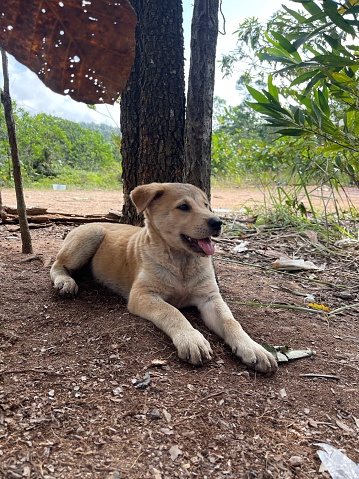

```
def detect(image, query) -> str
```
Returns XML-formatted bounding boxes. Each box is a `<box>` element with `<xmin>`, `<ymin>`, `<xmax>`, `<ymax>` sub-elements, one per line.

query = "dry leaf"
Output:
<box><xmin>169</xmin><ymin>444</ymin><xmax>182</xmax><ymax>461</ymax></box>
<box><xmin>336</xmin><ymin>420</ymin><xmax>354</xmax><ymax>433</ymax></box>
<box><xmin>272</xmin><ymin>258</ymin><xmax>325</xmax><ymax>271</ymax></box>
<box><xmin>304</xmin><ymin>230</ymin><xmax>318</xmax><ymax>243</ymax></box>
<box><xmin>151</xmin><ymin>468</ymin><xmax>162</xmax><ymax>479</ymax></box>
<box><xmin>279</xmin><ymin>388</ymin><xmax>287</xmax><ymax>399</ymax></box>
<box><xmin>163</xmin><ymin>409</ymin><xmax>171</xmax><ymax>423</ymax></box>
<box><xmin>0</xmin><ymin>0</ymin><xmax>136</xmax><ymax>104</ymax></box>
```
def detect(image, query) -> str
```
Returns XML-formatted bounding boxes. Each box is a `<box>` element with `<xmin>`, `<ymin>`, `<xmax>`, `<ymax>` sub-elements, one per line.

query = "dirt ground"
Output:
<box><xmin>2</xmin><ymin>184</ymin><xmax>359</xmax><ymax>215</ymax></box>
<box><xmin>1</xmin><ymin>187</ymin><xmax>359</xmax><ymax>479</ymax></box>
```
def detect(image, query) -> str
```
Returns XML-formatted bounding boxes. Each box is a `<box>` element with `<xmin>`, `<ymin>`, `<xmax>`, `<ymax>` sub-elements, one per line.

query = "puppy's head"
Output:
<box><xmin>130</xmin><ymin>183</ymin><xmax>222</xmax><ymax>256</ymax></box>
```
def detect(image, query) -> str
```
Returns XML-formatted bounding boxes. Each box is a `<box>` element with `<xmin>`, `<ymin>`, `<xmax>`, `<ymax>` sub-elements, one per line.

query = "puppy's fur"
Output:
<box><xmin>50</xmin><ymin>183</ymin><xmax>277</xmax><ymax>373</ymax></box>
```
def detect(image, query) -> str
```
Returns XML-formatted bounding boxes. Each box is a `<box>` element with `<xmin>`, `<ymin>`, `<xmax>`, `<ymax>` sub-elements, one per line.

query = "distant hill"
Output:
<box><xmin>79</xmin><ymin>122</ymin><xmax>120</xmax><ymax>142</ymax></box>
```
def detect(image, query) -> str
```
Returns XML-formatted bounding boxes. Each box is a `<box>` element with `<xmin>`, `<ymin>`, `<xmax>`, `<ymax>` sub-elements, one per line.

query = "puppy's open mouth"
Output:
<box><xmin>181</xmin><ymin>235</ymin><xmax>215</xmax><ymax>256</ymax></box>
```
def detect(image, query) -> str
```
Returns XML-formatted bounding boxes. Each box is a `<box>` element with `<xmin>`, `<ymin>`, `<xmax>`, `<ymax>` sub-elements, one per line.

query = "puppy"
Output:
<box><xmin>50</xmin><ymin>182</ymin><xmax>277</xmax><ymax>373</ymax></box>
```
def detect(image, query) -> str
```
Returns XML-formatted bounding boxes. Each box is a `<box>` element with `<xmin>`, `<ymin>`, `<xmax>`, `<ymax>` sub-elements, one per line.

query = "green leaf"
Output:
<box><xmin>321</xmin><ymin>116</ymin><xmax>340</xmax><ymax>135</ymax></box>
<box><xmin>303</xmin><ymin>71</ymin><xmax>325</xmax><ymax>96</ymax></box>
<box><xmin>301</xmin><ymin>0</ymin><xmax>322</xmax><ymax>16</ymax></box>
<box><xmin>297</xmin><ymin>94</ymin><xmax>313</xmax><ymax>109</ymax></box>
<box><xmin>267</xmin><ymin>75</ymin><xmax>279</xmax><ymax>102</ymax></box>
<box><xmin>311</xmin><ymin>54</ymin><xmax>358</xmax><ymax>67</ymax></box>
<box><xmin>292</xmin><ymin>23</ymin><xmax>329</xmax><ymax>51</ymax></box>
<box><xmin>270</xmin><ymin>31</ymin><xmax>302</xmax><ymax>61</ymax></box>
<box><xmin>323</xmin><ymin>0</ymin><xmax>356</xmax><ymax>35</ymax></box>
<box><xmin>257</xmin><ymin>52</ymin><xmax>296</xmax><ymax>64</ymax></box>
<box><xmin>346</xmin><ymin>110</ymin><xmax>359</xmax><ymax>136</ymax></box>
<box><xmin>290</xmin><ymin>70</ymin><xmax>318</xmax><ymax>86</ymax></box>
<box><xmin>322</xmin><ymin>143</ymin><xmax>345</xmax><ymax>153</ymax></box>
<box><xmin>275</xmin><ymin>128</ymin><xmax>308</xmax><ymax>136</ymax></box>
<box><xmin>329</xmin><ymin>71</ymin><xmax>358</xmax><ymax>90</ymax></box>
<box><xmin>341</xmin><ymin>4</ymin><xmax>359</xmax><ymax>15</ymax></box>
<box><xmin>323</xmin><ymin>33</ymin><xmax>341</xmax><ymax>51</ymax></box>
<box><xmin>317</xmin><ymin>88</ymin><xmax>330</xmax><ymax>117</ymax></box>
<box><xmin>311</xmin><ymin>100</ymin><xmax>322</xmax><ymax>127</ymax></box>
<box><xmin>246</xmin><ymin>102</ymin><xmax>281</xmax><ymax>117</ymax></box>
<box><xmin>292</xmin><ymin>106</ymin><xmax>306</xmax><ymax>125</ymax></box>
<box><xmin>246</xmin><ymin>85</ymin><xmax>269</xmax><ymax>103</ymax></box>
<box><xmin>282</xmin><ymin>5</ymin><xmax>308</xmax><ymax>23</ymax></box>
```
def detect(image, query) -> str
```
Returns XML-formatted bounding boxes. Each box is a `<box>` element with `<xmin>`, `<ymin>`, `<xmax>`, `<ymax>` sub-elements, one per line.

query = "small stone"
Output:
<box><xmin>105</xmin><ymin>472</ymin><xmax>121</xmax><ymax>479</ymax></box>
<box><xmin>289</xmin><ymin>455</ymin><xmax>303</xmax><ymax>467</ymax></box>
<box><xmin>112</xmin><ymin>386</ymin><xmax>123</xmax><ymax>396</ymax></box>
<box><xmin>151</xmin><ymin>408</ymin><xmax>161</xmax><ymax>420</ymax></box>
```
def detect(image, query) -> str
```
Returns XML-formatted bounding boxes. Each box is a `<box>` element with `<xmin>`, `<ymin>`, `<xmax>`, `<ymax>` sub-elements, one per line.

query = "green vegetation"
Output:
<box><xmin>0</xmin><ymin>103</ymin><xmax>121</xmax><ymax>189</ymax></box>
<box><xmin>210</xmin><ymin>0</ymin><xmax>359</xmax><ymax>242</ymax></box>
<box><xmin>216</xmin><ymin>0</ymin><xmax>359</xmax><ymax>187</ymax></box>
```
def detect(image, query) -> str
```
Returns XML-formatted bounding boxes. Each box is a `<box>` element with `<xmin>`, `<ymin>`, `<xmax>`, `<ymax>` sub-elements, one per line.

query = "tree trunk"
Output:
<box><xmin>120</xmin><ymin>0</ymin><xmax>186</xmax><ymax>225</ymax></box>
<box><xmin>1</xmin><ymin>48</ymin><xmax>33</xmax><ymax>253</ymax></box>
<box><xmin>138</xmin><ymin>0</ymin><xmax>185</xmax><ymax>185</ymax></box>
<box><xmin>185</xmin><ymin>0</ymin><xmax>219</xmax><ymax>199</ymax></box>
<box><xmin>120</xmin><ymin>5</ymin><xmax>142</xmax><ymax>225</ymax></box>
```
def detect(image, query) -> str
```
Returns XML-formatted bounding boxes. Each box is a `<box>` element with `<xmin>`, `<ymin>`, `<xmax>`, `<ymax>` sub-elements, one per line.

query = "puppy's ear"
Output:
<box><xmin>130</xmin><ymin>183</ymin><xmax>165</xmax><ymax>214</ymax></box>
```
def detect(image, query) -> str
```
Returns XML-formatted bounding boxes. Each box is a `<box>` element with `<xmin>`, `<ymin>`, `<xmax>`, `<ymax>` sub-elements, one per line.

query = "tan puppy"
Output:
<box><xmin>50</xmin><ymin>183</ymin><xmax>277</xmax><ymax>373</ymax></box>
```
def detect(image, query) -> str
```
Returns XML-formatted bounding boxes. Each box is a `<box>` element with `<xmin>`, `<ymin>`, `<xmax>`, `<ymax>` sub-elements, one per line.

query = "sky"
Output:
<box><xmin>0</xmin><ymin>0</ymin><xmax>294</xmax><ymax>128</ymax></box>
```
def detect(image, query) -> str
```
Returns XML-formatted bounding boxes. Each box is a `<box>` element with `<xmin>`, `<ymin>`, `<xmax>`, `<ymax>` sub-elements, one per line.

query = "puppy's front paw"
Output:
<box><xmin>233</xmin><ymin>339</ymin><xmax>278</xmax><ymax>374</ymax></box>
<box><xmin>173</xmin><ymin>330</ymin><xmax>213</xmax><ymax>365</ymax></box>
<box><xmin>54</xmin><ymin>277</ymin><xmax>78</xmax><ymax>298</ymax></box>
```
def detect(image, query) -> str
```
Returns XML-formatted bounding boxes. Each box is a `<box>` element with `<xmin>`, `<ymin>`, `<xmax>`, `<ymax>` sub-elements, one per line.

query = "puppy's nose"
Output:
<box><xmin>208</xmin><ymin>217</ymin><xmax>222</xmax><ymax>232</ymax></box>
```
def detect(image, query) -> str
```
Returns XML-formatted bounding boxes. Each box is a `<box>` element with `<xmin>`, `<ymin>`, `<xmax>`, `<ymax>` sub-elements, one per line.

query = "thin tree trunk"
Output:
<box><xmin>1</xmin><ymin>48</ymin><xmax>32</xmax><ymax>253</ymax></box>
<box><xmin>185</xmin><ymin>0</ymin><xmax>219</xmax><ymax>199</ymax></box>
<box><xmin>138</xmin><ymin>0</ymin><xmax>185</xmax><ymax>185</ymax></box>
<box><xmin>120</xmin><ymin>0</ymin><xmax>185</xmax><ymax>226</ymax></box>
<box><xmin>120</xmin><ymin>3</ymin><xmax>142</xmax><ymax>225</ymax></box>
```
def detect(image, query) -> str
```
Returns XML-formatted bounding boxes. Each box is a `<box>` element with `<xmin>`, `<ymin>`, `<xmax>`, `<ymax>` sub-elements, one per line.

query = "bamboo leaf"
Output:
<box><xmin>303</xmin><ymin>71</ymin><xmax>325</xmax><ymax>96</ymax></box>
<box><xmin>275</xmin><ymin>128</ymin><xmax>308</xmax><ymax>136</ymax></box>
<box><xmin>317</xmin><ymin>89</ymin><xmax>331</xmax><ymax>117</ymax></box>
<box><xmin>282</xmin><ymin>5</ymin><xmax>308</xmax><ymax>23</ymax></box>
<box><xmin>323</xmin><ymin>0</ymin><xmax>356</xmax><ymax>35</ymax></box>
<box><xmin>268</xmin><ymin>74</ymin><xmax>279</xmax><ymax>102</ymax></box>
<box><xmin>311</xmin><ymin>54</ymin><xmax>358</xmax><ymax>66</ymax></box>
<box><xmin>311</xmin><ymin>100</ymin><xmax>322</xmax><ymax>127</ymax></box>
<box><xmin>301</xmin><ymin>0</ymin><xmax>323</xmax><ymax>16</ymax></box>
<box><xmin>246</xmin><ymin>85</ymin><xmax>269</xmax><ymax>103</ymax></box>
<box><xmin>270</xmin><ymin>31</ymin><xmax>302</xmax><ymax>61</ymax></box>
<box><xmin>290</xmin><ymin>70</ymin><xmax>318</xmax><ymax>86</ymax></box>
<box><xmin>257</xmin><ymin>52</ymin><xmax>296</xmax><ymax>64</ymax></box>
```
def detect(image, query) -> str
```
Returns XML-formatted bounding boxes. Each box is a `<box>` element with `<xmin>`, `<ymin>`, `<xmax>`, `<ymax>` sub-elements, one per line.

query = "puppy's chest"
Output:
<box><xmin>157</xmin><ymin>265</ymin><xmax>205</xmax><ymax>308</ymax></box>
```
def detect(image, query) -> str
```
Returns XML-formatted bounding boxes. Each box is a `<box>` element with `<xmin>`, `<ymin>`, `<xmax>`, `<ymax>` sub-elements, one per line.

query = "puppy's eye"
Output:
<box><xmin>177</xmin><ymin>204</ymin><xmax>191</xmax><ymax>212</ymax></box>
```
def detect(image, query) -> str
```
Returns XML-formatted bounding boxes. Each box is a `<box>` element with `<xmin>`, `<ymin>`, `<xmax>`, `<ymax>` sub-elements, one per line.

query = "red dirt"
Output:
<box><xmin>1</xmin><ymin>187</ymin><xmax>358</xmax><ymax>478</ymax></box>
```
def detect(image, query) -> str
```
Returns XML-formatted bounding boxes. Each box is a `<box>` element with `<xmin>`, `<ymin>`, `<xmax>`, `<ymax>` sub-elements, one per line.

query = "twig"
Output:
<box><xmin>199</xmin><ymin>390</ymin><xmax>226</xmax><ymax>402</ymax></box>
<box><xmin>228</xmin><ymin>301</ymin><xmax>328</xmax><ymax>315</ymax></box>
<box><xmin>299</xmin><ymin>373</ymin><xmax>340</xmax><ymax>380</ymax></box>
<box><xmin>329</xmin><ymin>302</ymin><xmax>359</xmax><ymax>316</ymax></box>
<box><xmin>20</xmin><ymin>254</ymin><xmax>43</xmax><ymax>263</ymax></box>
<box><xmin>0</xmin><ymin>368</ymin><xmax>64</xmax><ymax>376</ymax></box>
<box><xmin>217</xmin><ymin>256</ymin><xmax>349</xmax><ymax>289</ymax></box>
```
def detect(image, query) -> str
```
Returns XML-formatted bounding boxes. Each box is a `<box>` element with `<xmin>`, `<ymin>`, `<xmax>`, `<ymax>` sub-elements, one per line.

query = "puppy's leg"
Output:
<box><xmin>128</xmin><ymin>290</ymin><xmax>213</xmax><ymax>365</ymax></box>
<box><xmin>51</xmin><ymin>225</ymin><xmax>106</xmax><ymax>297</ymax></box>
<box><xmin>198</xmin><ymin>295</ymin><xmax>278</xmax><ymax>373</ymax></box>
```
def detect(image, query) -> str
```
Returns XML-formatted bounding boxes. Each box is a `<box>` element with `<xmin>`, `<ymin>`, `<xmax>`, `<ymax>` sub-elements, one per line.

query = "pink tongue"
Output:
<box><xmin>198</xmin><ymin>238</ymin><xmax>215</xmax><ymax>256</ymax></box>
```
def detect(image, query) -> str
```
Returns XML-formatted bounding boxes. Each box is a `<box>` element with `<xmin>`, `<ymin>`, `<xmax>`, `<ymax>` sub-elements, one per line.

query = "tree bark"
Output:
<box><xmin>185</xmin><ymin>0</ymin><xmax>219</xmax><ymax>199</ymax></box>
<box><xmin>120</xmin><ymin>0</ymin><xmax>186</xmax><ymax>225</ymax></box>
<box><xmin>120</xmin><ymin>5</ymin><xmax>142</xmax><ymax>225</ymax></box>
<box><xmin>1</xmin><ymin>48</ymin><xmax>33</xmax><ymax>253</ymax></box>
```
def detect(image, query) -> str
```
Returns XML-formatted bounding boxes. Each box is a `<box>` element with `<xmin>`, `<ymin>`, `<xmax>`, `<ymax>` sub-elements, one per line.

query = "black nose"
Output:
<box><xmin>208</xmin><ymin>217</ymin><xmax>222</xmax><ymax>232</ymax></box>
